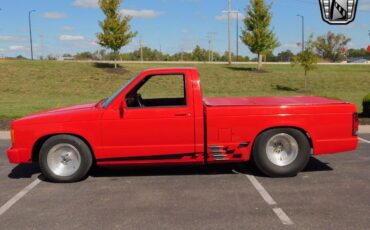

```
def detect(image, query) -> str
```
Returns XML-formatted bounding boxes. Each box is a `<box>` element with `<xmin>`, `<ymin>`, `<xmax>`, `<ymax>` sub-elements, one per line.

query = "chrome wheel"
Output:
<box><xmin>266</xmin><ymin>133</ymin><xmax>299</xmax><ymax>167</ymax></box>
<box><xmin>46</xmin><ymin>143</ymin><xmax>81</xmax><ymax>177</ymax></box>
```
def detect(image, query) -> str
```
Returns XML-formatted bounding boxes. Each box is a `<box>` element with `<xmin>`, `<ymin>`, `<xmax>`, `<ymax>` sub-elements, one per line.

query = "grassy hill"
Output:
<box><xmin>0</xmin><ymin>60</ymin><xmax>369</xmax><ymax>119</ymax></box>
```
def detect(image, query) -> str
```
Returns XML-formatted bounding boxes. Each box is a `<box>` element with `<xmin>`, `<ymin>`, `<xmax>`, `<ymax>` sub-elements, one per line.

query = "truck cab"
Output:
<box><xmin>98</xmin><ymin>68</ymin><xmax>206</xmax><ymax>165</ymax></box>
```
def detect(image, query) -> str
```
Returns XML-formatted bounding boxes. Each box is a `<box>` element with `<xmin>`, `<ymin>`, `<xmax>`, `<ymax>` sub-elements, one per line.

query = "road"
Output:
<box><xmin>0</xmin><ymin>136</ymin><xmax>369</xmax><ymax>229</ymax></box>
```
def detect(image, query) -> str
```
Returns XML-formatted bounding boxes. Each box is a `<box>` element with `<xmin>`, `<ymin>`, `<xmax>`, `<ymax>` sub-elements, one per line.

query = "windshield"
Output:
<box><xmin>102</xmin><ymin>74</ymin><xmax>138</xmax><ymax>108</ymax></box>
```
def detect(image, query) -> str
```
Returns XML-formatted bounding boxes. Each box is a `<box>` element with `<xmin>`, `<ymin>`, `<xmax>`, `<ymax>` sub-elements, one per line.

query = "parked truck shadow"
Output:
<box><xmin>7</xmin><ymin>157</ymin><xmax>332</xmax><ymax>180</ymax></box>
<box><xmin>8</xmin><ymin>163</ymin><xmax>40</xmax><ymax>179</ymax></box>
<box><xmin>89</xmin><ymin>157</ymin><xmax>333</xmax><ymax>178</ymax></box>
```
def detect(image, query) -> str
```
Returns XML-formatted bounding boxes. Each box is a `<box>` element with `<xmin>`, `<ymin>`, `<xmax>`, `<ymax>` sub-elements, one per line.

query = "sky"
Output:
<box><xmin>0</xmin><ymin>0</ymin><xmax>369</xmax><ymax>58</ymax></box>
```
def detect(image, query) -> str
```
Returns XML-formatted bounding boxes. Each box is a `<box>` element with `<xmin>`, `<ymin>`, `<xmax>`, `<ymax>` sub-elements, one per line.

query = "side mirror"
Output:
<box><xmin>119</xmin><ymin>101</ymin><xmax>126</xmax><ymax>118</ymax></box>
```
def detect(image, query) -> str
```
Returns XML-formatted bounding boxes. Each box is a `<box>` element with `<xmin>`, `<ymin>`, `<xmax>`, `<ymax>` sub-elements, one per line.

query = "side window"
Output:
<box><xmin>126</xmin><ymin>74</ymin><xmax>186</xmax><ymax>108</ymax></box>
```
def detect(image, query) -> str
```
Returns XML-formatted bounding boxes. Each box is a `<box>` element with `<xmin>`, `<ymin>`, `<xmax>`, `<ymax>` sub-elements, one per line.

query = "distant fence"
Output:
<box><xmin>63</xmin><ymin>60</ymin><xmax>370</xmax><ymax>65</ymax></box>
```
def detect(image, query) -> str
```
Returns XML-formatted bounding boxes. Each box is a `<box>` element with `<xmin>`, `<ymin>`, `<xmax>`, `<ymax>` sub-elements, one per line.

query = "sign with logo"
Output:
<box><xmin>319</xmin><ymin>0</ymin><xmax>358</xmax><ymax>25</ymax></box>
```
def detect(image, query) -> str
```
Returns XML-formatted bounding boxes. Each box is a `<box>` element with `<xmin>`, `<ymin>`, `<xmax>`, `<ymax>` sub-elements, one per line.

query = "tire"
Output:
<box><xmin>252</xmin><ymin>128</ymin><xmax>311</xmax><ymax>177</ymax></box>
<box><xmin>39</xmin><ymin>135</ymin><xmax>93</xmax><ymax>183</ymax></box>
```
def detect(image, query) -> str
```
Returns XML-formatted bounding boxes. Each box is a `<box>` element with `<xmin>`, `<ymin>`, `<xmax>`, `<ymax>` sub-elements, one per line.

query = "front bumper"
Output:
<box><xmin>7</xmin><ymin>147</ymin><xmax>32</xmax><ymax>164</ymax></box>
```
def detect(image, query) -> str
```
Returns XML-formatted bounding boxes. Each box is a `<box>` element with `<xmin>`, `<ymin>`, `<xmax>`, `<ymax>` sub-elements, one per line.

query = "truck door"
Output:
<box><xmin>101</xmin><ymin>72</ymin><xmax>199</xmax><ymax>163</ymax></box>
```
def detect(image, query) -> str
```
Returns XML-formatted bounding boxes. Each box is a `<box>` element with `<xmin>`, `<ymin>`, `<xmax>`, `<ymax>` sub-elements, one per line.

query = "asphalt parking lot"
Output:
<box><xmin>0</xmin><ymin>135</ymin><xmax>369</xmax><ymax>229</ymax></box>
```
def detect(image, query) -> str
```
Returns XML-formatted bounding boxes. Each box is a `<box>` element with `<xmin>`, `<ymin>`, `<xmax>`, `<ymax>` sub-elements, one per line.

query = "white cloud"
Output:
<box><xmin>120</xmin><ymin>9</ymin><xmax>164</xmax><ymax>19</ymax></box>
<box><xmin>0</xmin><ymin>35</ymin><xmax>19</xmax><ymax>41</ymax></box>
<box><xmin>359</xmin><ymin>0</ymin><xmax>370</xmax><ymax>11</ymax></box>
<box><xmin>180</xmin><ymin>29</ymin><xmax>189</xmax><ymax>33</ymax></box>
<box><xmin>72</xmin><ymin>0</ymin><xmax>164</xmax><ymax>19</ymax></box>
<box><xmin>215</xmin><ymin>12</ymin><xmax>245</xmax><ymax>21</ymax></box>
<box><xmin>281</xmin><ymin>43</ymin><xmax>300</xmax><ymax>49</ymax></box>
<box><xmin>43</xmin><ymin>12</ymin><xmax>67</xmax><ymax>19</ymax></box>
<box><xmin>73</xmin><ymin>0</ymin><xmax>99</xmax><ymax>8</ymax></box>
<box><xmin>89</xmin><ymin>40</ymin><xmax>99</xmax><ymax>46</ymax></box>
<box><xmin>62</xmin><ymin>26</ymin><xmax>74</xmax><ymax>31</ymax></box>
<box><xmin>9</xmin><ymin>45</ymin><xmax>25</xmax><ymax>51</ymax></box>
<box><xmin>59</xmin><ymin>35</ymin><xmax>85</xmax><ymax>41</ymax></box>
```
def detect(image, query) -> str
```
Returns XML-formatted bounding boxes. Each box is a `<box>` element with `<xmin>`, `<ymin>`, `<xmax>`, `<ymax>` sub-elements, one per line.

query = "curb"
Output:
<box><xmin>359</xmin><ymin>125</ymin><xmax>370</xmax><ymax>134</ymax></box>
<box><xmin>0</xmin><ymin>131</ymin><xmax>10</xmax><ymax>140</ymax></box>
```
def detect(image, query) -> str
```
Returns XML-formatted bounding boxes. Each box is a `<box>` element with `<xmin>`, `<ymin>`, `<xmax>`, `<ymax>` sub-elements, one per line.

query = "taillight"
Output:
<box><xmin>10</xmin><ymin>129</ymin><xmax>15</xmax><ymax>146</ymax></box>
<box><xmin>353</xmin><ymin>113</ymin><xmax>358</xmax><ymax>136</ymax></box>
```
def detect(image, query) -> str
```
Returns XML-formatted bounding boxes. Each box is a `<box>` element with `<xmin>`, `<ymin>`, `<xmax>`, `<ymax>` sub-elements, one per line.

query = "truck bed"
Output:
<box><xmin>203</xmin><ymin>96</ymin><xmax>349</xmax><ymax>107</ymax></box>
<box><xmin>204</xmin><ymin>96</ymin><xmax>357</xmax><ymax>161</ymax></box>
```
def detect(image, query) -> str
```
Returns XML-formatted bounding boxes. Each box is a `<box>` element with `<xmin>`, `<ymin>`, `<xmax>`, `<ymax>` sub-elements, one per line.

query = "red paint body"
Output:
<box><xmin>7</xmin><ymin>68</ymin><xmax>358</xmax><ymax>167</ymax></box>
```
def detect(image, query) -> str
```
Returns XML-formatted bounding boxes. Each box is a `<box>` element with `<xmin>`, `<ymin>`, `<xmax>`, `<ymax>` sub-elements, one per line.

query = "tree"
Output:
<box><xmin>276</xmin><ymin>50</ymin><xmax>294</xmax><ymax>62</ymax></box>
<box><xmin>347</xmin><ymin>48</ymin><xmax>370</xmax><ymax>60</ymax></box>
<box><xmin>265</xmin><ymin>51</ymin><xmax>277</xmax><ymax>62</ymax></box>
<box><xmin>241</xmin><ymin>0</ymin><xmax>279</xmax><ymax>70</ymax></box>
<box><xmin>313</xmin><ymin>31</ymin><xmax>351</xmax><ymax>62</ymax></box>
<box><xmin>192</xmin><ymin>45</ymin><xmax>208</xmax><ymax>61</ymax></box>
<box><xmin>15</xmin><ymin>55</ymin><xmax>27</xmax><ymax>60</ymax></box>
<box><xmin>292</xmin><ymin>38</ymin><xmax>319</xmax><ymax>91</ymax></box>
<box><xmin>74</xmin><ymin>52</ymin><xmax>98</xmax><ymax>60</ymax></box>
<box><xmin>97</xmin><ymin>0</ymin><xmax>137</xmax><ymax>68</ymax></box>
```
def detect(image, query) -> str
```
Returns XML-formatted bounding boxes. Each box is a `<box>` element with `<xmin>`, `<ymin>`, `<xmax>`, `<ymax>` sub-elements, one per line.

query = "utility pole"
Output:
<box><xmin>296</xmin><ymin>14</ymin><xmax>305</xmax><ymax>52</ymax></box>
<box><xmin>40</xmin><ymin>34</ymin><xmax>45</xmax><ymax>59</ymax></box>
<box><xmin>208</xmin><ymin>38</ymin><xmax>211</xmax><ymax>62</ymax></box>
<box><xmin>29</xmin><ymin>10</ymin><xmax>36</xmax><ymax>60</ymax></box>
<box><xmin>0</xmin><ymin>9</ymin><xmax>2</xmax><ymax>59</ymax></box>
<box><xmin>207</xmin><ymin>32</ymin><xmax>216</xmax><ymax>62</ymax></box>
<box><xmin>222</xmin><ymin>1</ymin><xmax>241</xmax><ymax>64</ymax></box>
<box><xmin>159</xmin><ymin>42</ymin><xmax>162</xmax><ymax>61</ymax></box>
<box><xmin>236</xmin><ymin>11</ymin><xmax>239</xmax><ymax>62</ymax></box>
<box><xmin>228</xmin><ymin>0</ymin><xmax>232</xmax><ymax>64</ymax></box>
<box><xmin>139</xmin><ymin>39</ymin><xmax>143</xmax><ymax>62</ymax></box>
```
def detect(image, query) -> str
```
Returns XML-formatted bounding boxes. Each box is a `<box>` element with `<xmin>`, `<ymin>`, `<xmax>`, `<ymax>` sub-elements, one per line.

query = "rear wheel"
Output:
<box><xmin>39</xmin><ymin>135</ymin><xmax>93</xmax><ymax>183</ymax></box>
<box><xmin>252</xmin><ymin>128</ymin><xmax>311</xmax><ymax>177</ymax></box>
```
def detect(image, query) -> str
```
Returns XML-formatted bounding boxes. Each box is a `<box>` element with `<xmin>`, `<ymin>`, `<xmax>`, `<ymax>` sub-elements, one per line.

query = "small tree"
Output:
<box><xmin>97</xmin><ymin>0</ymin><xmax>137</xmax><ymax>68</ymax></box>
<box><xmin>292</xmin><ymin>39</ymin><xmax>318</xmax><ymax>91</ymax></box>
<box><xmin>241</xmin><ymin>0</ymin><xmax>279</xmax><ymax>70</ymax></box>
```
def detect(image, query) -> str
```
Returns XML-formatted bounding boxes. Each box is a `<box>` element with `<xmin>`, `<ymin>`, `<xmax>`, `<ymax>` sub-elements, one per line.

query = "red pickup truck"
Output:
<box><xmin>8</xmin><ymin>67</ymin><xmax>358</xmax><ymax>182</ymax></box>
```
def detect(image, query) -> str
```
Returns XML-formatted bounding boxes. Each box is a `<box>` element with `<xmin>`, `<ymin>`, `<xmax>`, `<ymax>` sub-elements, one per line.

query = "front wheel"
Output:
<box><xmin>39</xmin><ymin>135</ymin><xmax>93</xmax><ymax>183</ymax></box>
<box><xmin>252</xmin><ymin>128</ymin><xmax>311</xmax><ymax>177</ymax></box>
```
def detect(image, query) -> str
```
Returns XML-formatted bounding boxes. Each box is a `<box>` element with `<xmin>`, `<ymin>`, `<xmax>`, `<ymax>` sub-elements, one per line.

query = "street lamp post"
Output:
<box><xmin>228</xmin><ymin>0</ymin><xmax>232</xmax><ymax>64</ymax></box>
<box><xmin>236</xmin><ymin>11</ymin><xmax>239</xmax><ymax>62</ymax></box>
<box><xmin>296</xmin><ymin>14</ymin><xmax>305</xmax><ymax>52</ymax></box>
<box><xmin>28</xmin><ymin>10</ymin><xmax>36</xmax><ymax>60</ymax></box>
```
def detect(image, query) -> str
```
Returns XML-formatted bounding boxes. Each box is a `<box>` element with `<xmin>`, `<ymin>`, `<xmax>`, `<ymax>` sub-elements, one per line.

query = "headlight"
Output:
<box><xmin>11</xmin><ymin>129</ymin><xmax>15</xmax><ymax>146</ymax></box>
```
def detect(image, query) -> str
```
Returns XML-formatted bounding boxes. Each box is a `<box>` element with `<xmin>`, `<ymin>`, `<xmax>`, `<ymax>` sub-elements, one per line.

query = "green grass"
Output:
<box><xmin>0</xmin><ymin>60</ymin><xmax>369</xmax><ymax>118</ymax></box>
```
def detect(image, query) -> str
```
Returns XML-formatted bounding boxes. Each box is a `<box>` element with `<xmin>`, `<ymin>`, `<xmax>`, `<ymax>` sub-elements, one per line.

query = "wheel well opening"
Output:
<box><xmin>251</xmin><ymin>126</ymin><xmax>313</xmax><ymax>156</ymax></box>
<box><xmin>32</xmin><ymin>134</ymin><xmax>96</xmax><ymax>163</ymax></box>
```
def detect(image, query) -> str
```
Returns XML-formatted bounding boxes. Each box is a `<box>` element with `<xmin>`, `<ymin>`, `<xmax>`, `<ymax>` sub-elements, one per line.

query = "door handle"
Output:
<box><xmin>175</xmin><ymin>113</ymin><xmax>192</xmax><ymax>117</ymax></box>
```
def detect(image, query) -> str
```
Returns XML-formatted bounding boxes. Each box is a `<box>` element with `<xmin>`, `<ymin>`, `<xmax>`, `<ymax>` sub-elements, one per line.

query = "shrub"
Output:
<box><xmin>363</xmin><ymin>93</ymin><xmax>370</xmax><ymax>117</ymax></box>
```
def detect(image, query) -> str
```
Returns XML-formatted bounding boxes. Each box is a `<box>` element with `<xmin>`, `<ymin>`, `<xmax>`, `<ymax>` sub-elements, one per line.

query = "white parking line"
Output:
<box><xmin>245</xmin><ymin>174</ymin><xmax>276</xmax><ymax>206</ymax></box>
<box><xmin>359</xmin><ymin>137</ymin><xmax>370</xmax><ymax>144</ymax></box>
<box><xmin>245</xmin><ymin>174</ymin><xmax>294</xmax><ymax>225</ymax></box>
<box><xmin>232</xmin><ymin>169</ymin><xmax>294</xmax><ymax>225</ymax></box>
<box><xmin>0</xmin><ymin>178</ymin><xmax>41</xmax><ymax>216</ymax></box>
<box><xmin>273</xmin><ymin>207</ymin><xmax>294</xmax><ymax>225</ymax></box>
